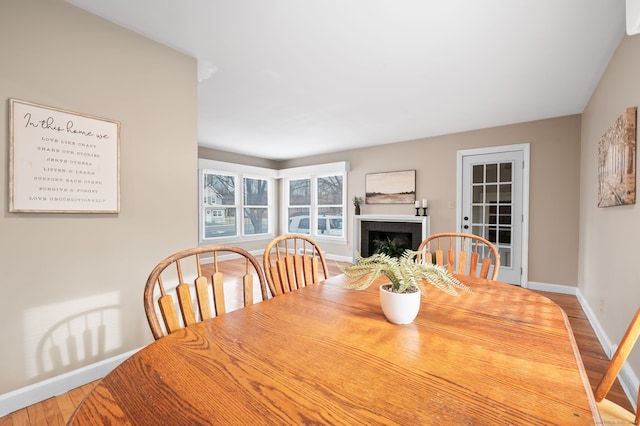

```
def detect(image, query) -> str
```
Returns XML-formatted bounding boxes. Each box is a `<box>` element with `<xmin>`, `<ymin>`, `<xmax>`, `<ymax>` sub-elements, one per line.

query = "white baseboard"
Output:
<box><xmin>617</xmin><ymin>365</ymin><xmax>640</xmax><ymax>412</ymax></box>
<box><xmin>0</xmin><ymin>348</ymin><xmax>139</xmax><ymax>417</ymax></box>
<box><xmin>526</xmin><ymin>281</ymin><xmax>577</xmax><ymax>295</ymax></box>
<box><xmin>324</xmin><ymin>253</ymin><xmax>352</xmax><ymax>263</ymax></box>
<box><xmin>575</xmin><ymin>290</ymin><xmax>614</xmax><ymax>356</ymax></box>
<box><xmin>575</xmin><ymin>289</ymin><xmax>638</xmax><ymax>412</ymax></box>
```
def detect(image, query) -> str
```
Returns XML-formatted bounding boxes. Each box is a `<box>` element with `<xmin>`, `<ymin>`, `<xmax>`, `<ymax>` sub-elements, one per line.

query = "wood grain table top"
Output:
<box><xmin>69</xmin><ymin>275</ymin><xmax>600</xmax><ymax>425</ymax></box>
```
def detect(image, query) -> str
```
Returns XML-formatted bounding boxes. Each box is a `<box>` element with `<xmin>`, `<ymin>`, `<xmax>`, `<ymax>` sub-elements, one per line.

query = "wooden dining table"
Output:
<box><xmin>69</xmin><ymin>275</ymin><xmax>601</xmax><ymax>425</ymax></box>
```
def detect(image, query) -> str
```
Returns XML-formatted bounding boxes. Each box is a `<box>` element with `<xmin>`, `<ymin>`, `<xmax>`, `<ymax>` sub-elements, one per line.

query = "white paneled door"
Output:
<box><xmin>457</xmin><ymin>145</ymin><xmax>529</xmax><ymax>286</ymax></box>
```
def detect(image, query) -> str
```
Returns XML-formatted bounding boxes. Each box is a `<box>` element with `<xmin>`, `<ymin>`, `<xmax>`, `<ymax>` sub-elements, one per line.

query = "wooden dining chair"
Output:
<box><xmin>144</xmin><ymin>245</ymin><xmax>268</xmax><ymax>340</ymax></box>
<box><xmin>263</xmin><ymin>234</ymin><xmax>329</xmax><ymax>296</ymax></box>
<box><xmin>416</xmin><ymin>232</ymin><xmax>500</xmax><ymax>281</ymax></box>
<box><xmin>594</xmin><ymin>307</ymin><xmax>640</xmax><ymax>425</ymax></box>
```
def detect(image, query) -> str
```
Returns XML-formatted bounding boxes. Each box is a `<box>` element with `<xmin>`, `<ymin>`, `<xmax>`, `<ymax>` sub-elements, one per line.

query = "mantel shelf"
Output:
<box><xmin>355</xmin><ymin>214</ymin><xmax>427</xmax><ymax>222</ymax></box>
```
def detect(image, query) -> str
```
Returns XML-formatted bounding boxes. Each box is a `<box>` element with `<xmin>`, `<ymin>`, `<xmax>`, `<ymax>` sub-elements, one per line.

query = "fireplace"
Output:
<box><xmin>353</xmin><ymin>215</ymin><xmax>430</xmax><ymax>259</ymax></box>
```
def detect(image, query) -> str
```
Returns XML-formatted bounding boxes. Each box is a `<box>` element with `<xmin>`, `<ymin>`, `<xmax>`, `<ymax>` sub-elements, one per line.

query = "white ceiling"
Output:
<box><xmin>66</xmin><ymin>0</ymin><xmax>625</xmax><ymax>161</ymax></box>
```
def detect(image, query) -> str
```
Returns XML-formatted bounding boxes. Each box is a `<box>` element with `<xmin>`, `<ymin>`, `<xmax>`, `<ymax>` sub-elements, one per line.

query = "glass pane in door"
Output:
<box><xmin>470</xmin><ymin>161</ymin><xmax>514</xmax><ymax>267</ymax></box>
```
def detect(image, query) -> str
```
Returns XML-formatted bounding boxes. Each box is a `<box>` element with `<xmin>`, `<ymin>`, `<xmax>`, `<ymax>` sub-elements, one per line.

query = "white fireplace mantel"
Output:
<box><xmin>353</xmin><ymin>214</ymin><xmax>430</xmax><ymax>260</ymax></box>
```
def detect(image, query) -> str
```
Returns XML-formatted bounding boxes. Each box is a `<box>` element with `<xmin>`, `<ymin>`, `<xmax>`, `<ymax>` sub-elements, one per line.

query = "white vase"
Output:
<box><xmin>379</xmin><ymin>284</ymin><xmax>421</xmax><ymax>324</ymax></box>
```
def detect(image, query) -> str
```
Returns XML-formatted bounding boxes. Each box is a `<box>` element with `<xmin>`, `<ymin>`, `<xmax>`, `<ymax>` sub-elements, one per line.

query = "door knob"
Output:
<box><xmin>463</xmin><ymin>225</ymin><xmax>469</xmax><ymax>229</ymax></box>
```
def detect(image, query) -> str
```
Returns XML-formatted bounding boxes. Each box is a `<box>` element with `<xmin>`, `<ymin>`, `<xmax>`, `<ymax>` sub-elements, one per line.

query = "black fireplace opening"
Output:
<box><xmin>368</xmin><ymin>231</ymin><xmax>411</xmax><ymax>257</ymax></box>
<box><xmin>360</xmin><ymin>221</ymin><xmax>423</xmax><ymax>257</ymax></box>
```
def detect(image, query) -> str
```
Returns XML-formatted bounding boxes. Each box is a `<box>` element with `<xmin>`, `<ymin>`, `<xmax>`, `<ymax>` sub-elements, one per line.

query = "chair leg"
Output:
<box><xmin>635</xmin><ymin>385</ymin><xmax>639</xmax><ymax>425</ymax></box>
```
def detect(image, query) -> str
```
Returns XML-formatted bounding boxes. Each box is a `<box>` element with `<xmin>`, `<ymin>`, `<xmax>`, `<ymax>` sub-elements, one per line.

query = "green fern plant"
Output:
<box><xmin>373</xmin><ymin>237</ymin><xmax>405</xmax><ymax>258</ymax></box>
<box><xmin>340</xmin><ymin>250</ymin><xmax>471</xmax><ymax>296</ymax></box>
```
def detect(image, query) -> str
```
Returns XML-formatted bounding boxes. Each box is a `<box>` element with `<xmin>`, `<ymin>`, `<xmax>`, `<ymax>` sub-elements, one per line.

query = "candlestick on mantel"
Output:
<box><xmin>414</xmin><ymin>200</ymin><xmax>420</xmax><ymax>216</ymax></box>
<box><xmin>421</xmin><ymin>199</ymin><xmax>428</xmax><ymax>216</ymax></box>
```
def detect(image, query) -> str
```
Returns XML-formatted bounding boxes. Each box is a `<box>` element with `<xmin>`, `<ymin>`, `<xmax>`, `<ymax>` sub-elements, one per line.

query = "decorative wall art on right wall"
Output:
<box><xmin>598</xmin><ymin>106</ymin><xmax>637</xmax><ymax>208</ymax></box>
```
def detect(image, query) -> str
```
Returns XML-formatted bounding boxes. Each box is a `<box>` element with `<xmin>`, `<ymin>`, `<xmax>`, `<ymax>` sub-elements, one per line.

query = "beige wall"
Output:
<box><xmin>278</xmin><ymin>116</ymin><xmax>582</xmax><ymax>287</ymax></box>
<box><xmin>1</xmin><ymin>0</ymin><xmax>613</xmax><ymax>402</ymax></box>
<box><xmin>580</xmin><ymin>34</ymin><xmax>640</xmax><ymax>375</ymax></box>
<box><xmin>0</xmin><ymin>0</ymin><xmax>198</xmax><ymax>394</ymax></box>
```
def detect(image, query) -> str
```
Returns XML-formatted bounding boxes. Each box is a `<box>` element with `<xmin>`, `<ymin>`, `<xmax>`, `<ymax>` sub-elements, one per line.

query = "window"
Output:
<box><xmin>199</xmin><ymin>159</ymin><xmax>348</xmax><ymax>244</ymax></box>
<box><xmin>243</xmin><ymin>177</ymin><xmax>269</xmax><ymax>236</ymax></box>
<box><xmin>285</xmin><ymin>171</ymin><xmax>346</xmax><ymax>240</ymax></box>
<box><xmin>199</xmin><ymin>160</ymin><xmax>275</xmax><ymax>243</ymax></box>
<box><xmin>317</xmin><ymin>175</ymin><xmax>343</xmax><ymax>237</ymax></box>
<box><xmin>287</xmin><ymin>178</ymin><xmax>311</xmax><ymax>234</ymax></box>
<box><xmin>203</xmin><ymin>172</ymin><xmax>236</xmax><ymax>238</ymax></box>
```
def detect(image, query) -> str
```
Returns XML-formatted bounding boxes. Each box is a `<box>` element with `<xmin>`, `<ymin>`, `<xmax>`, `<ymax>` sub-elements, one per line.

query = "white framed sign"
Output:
<box><xmin>9</xmin><ymin>98</ymin><xmax>120</xmax><ymax>213</ymax></box>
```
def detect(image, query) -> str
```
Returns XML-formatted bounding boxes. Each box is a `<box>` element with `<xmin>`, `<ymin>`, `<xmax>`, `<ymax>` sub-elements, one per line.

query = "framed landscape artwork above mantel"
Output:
<box><xmin>365</xmin><ymin>170</ymin><xmax>416</xmax><ymax>204</ymax></box>
<box><xmin>597</xmin><ymin>106</ymin><xmax>637</xmax><ymax>208</ymax></box>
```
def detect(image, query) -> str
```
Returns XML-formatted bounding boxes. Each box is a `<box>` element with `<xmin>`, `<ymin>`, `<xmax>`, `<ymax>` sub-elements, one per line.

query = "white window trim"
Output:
<box><xmin>198</xmin><ymin>159</ymin><xmax>350</xmax><ymax>245</ymax></box>
<box><xmin>198</xmin><ymin>159</ymin><xmax>277</xmax><ymax>244</ymax></box>
<box><xmin>199</xmin><ymin>159</ymin><xmax>279</xmax><ymax>178</ymax></box>
<box><xmin>281</xmin><ymin>163</ymin><xmax>349</xmax><ymax>244</ymax></box>
<box><xmin>277</xmin><ymin>161</ymin><xmax>350</xmax><ymax>178</ymax></box>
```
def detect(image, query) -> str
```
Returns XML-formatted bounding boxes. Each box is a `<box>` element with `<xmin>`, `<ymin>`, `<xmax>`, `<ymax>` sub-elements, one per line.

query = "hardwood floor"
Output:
<box><xmin>537</xmin><ymin>291</ymin><xmax>633</xmax><ymax>412</ymax></box>
<box><xmin>0</xmin><ymin>261</ymin><xmax>633</xmax><ymax>424</ymax></box>
<box><xmin>0</xmin><ymin>381</ymin><xmax>99</xmax><ymax>426</ymax></box>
